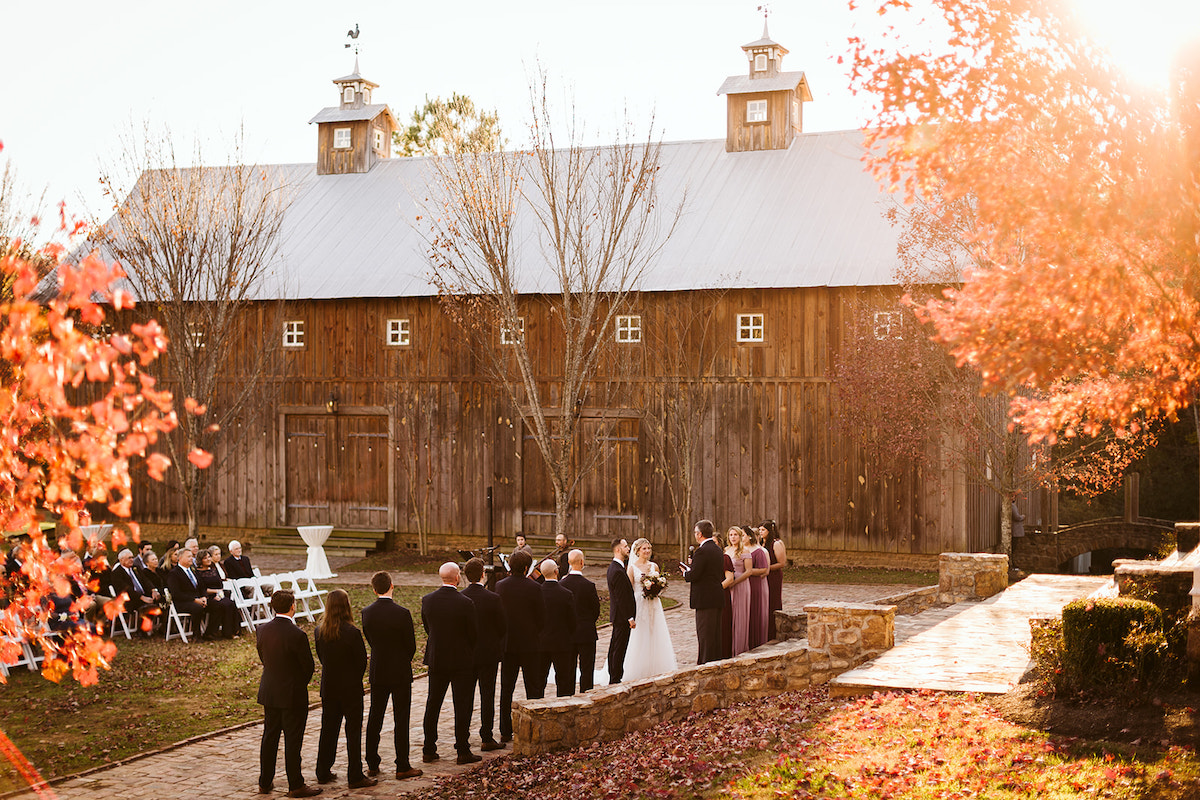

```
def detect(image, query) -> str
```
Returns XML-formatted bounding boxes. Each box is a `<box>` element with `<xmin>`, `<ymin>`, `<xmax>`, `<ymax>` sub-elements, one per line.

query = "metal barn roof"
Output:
<box><xmin>716</xmin><ymin>72</ymin><xmax>808</xmax><ymax>95</ymax></box>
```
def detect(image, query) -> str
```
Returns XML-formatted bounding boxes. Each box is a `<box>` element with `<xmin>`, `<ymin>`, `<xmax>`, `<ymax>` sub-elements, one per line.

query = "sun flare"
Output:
<box><xmin>1070</xmin><ymin>0</ymin><xmax>1200</xmax><ymax>89</ymax></box>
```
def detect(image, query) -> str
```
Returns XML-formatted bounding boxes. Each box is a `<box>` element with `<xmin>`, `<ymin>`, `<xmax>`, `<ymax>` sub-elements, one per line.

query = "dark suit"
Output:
<box><xmin>496</xmin><ymin>573</ymin><xmax>545</xmax><ymax>739</ymax></box>
<box><xmin>166</xmin><ymin>564</ymin><xmax>216</xmax><ymax>637</ymax></box>
<box><xmin>538</xmin><ymin>579</ymin><xmax>577</xmax><ymax>697</ymax></box>
<box><xmin>561</xmin><ymin>571</ymin><xmax>600</xmax><ymax>692</ymax></box>
<box><xmin>420</xmin><ymin>585</ymin><xmax>478</xmax><ymax>757</ymax></box>
<box><xmin>109</xmin><ymin>564</ymin><xmax>151</xmax><ymax>611</ymax></box>
<box><xmin>256</xmin><ymin>615</ymin><xmax>315</xmax><ymax>792</ymax></box>
<box><xmin>361</xmin><ymin>596</ymin><xmax>417</xmax><ymax>772</ymax></box>
<box><xmin>314</xmin><ymin>622</ymin><xmax>369</xmax><ymax>782</ymax></box>
<box><xmin>685</xmin><ymin>537</ymin><xmax>725</xmax><ymax>664</ymax></box>
<box><xmin>223</xmin><ymin>553</ymin><xmax>255</xmax><ymax>580</ymax></box>
<box><xmin>462</xmin><ymin>582</ymin><xmax>507</xmax><ymax>744</ymax></box>
<box><xmin>606</xmin><ymin>558</ymin><xmax>636</xmax><ymax>683</ymax></box>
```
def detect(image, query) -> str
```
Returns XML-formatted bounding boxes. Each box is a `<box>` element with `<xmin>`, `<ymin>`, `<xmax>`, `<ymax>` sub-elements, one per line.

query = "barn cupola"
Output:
<box><xmin>716</xmin><ymin>20</ymin><xmax>814</xmax><ymax>153</ymax></box>
<box><xmin>309</xmin><ymin>56</ymin><xmax>398</xmax><ymax>176</ymax></box>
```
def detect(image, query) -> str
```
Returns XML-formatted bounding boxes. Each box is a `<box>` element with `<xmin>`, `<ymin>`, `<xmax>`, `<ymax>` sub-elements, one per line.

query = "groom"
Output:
<box><xmin>682</xmin><ymin>519</ymin><xmax>723</xmax><ymax>665</ymax></box>
<box><xmin>605</xmin><ymin>538</ymin><xmax>636</xmax><ymax>683</ymax></box>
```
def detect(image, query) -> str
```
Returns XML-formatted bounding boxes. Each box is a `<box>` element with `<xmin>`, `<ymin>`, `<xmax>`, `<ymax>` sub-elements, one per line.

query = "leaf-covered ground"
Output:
<box><xmin>413</xmin><ymin>689</ymin><xmax>1200</xmax><ymax>800</ymax></box>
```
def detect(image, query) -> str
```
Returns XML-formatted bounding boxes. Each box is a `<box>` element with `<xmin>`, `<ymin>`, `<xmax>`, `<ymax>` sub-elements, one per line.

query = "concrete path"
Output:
<box><xmin>6</xmin><ymin>567</ymin><xmax>919</xmax><ymax>800</ymax></box>
<box><xmin>829</xmin><ymin>574</ymin><xmax>1109</xmax><ymax>696</ymax></box>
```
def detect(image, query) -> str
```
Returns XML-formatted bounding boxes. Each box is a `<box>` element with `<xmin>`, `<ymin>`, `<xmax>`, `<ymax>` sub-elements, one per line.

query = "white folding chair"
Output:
<box><xmin>232</xmin><ymin>577</ymin><xmax>273</xmax><ymax>630</ymax></box>
<box><xmin>292</xmin><ymin>571</ymin><xmax>327</xmax><ymax>619</ymax></box>
<box><xmin>110</xmin><ymin>608</ymin><xmax>134</xmax><ymax>640</ymax></box>
<box><xmin>163</xmin><ymin>590</ymin><xmax>194</xmax><ymax>643</ymax></box>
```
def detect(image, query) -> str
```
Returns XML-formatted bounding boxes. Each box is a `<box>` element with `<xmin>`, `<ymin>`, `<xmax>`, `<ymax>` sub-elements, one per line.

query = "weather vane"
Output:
<box><xmin>757</xmin><ymin>4</ymin><xmax>770</xmax><ymax>22</ymax></box>
<box><xmin>345</xmin><ymin>23</ymin><xmax>361</xmax><ymax>55</ymax></box>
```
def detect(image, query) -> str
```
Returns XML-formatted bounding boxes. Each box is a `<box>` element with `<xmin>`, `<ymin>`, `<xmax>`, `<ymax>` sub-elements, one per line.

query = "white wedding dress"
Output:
<box><xmin>623</xmin><ymin>562</ymin><xmax>677</xmax><ymax>681</ymax></box>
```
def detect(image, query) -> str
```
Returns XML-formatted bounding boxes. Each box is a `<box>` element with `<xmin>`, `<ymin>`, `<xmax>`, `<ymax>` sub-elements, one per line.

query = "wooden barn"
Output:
<box><xmin>112</xmin><ymin>27</ymin><xmax>1008</xmax><ymax>560</ymax></box>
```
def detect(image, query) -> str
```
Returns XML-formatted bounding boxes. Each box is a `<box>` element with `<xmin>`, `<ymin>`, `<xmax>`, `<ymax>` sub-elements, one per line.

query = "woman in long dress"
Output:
<box><xmin>724</xmin><ymin>527</ymin><xmax>753</xmax><ymax>656</ymax></box>
<box><xmin>623</xmin><ymin>538</ymin><xmax>677</xmax><ymax>681</ymax></box>
<box><xmin>760</xmin><ymin>519</ymin><xmax>786</xmax><ymax>640</ymax></box>
<box><xmin>746</xmin><ymin>527</ymin><xmax>771</xmax><ymax>649</ymax></box>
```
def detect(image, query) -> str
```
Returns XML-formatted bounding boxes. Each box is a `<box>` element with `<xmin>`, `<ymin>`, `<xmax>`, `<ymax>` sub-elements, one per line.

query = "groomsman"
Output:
<box><xmin>606</xmin><ymin>538</ymin><xmax>636</xmax><ymax>683</ymax></box>
<box><xmin>361</xmin><ymin>571</ymin><xmax>422</xmax><ymax>781</ymax></box>
<box><xmin>561</xmin><ymin>549</ymin><xmax>600</xmax><ymax>693</ymax></box>
<box><xmin>462</xmin><ymin>558</ymin><xmax>507</xmax><ymax>750</ymax></box>
<box><xmin>496</xmin><ymin>550</ymin><xmax>545</xmax><ymax>742</ymax></box>
<box><xmin>537</xmin><ymin>559</ymin><xmax>576</xmax><ymax>697</ymax></box>
<box><xmin>256</xmin><ymin>590</ymin><xmax>320</xmax><ymax>797</ymax></box>
<box><xmin>420</xmin><ymin>563</ymin><xmax>480</xmax><ymax>765</ymax></box>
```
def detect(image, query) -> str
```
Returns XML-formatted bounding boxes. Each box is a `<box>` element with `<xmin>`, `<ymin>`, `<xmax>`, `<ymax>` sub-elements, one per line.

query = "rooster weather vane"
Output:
<box><xmin>345</xmin><ymin>23</ymin><xmax>360</xmax><ymax>54</ymax></box>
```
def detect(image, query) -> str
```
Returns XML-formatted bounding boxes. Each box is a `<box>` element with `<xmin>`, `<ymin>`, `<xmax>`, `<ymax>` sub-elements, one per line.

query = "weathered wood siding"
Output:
<box><xmin>725</xmin><ymin>89</ymin><xmax>801</xmax><ymax>153</ymax></box>
<box><xmin>130</xmin><ymin>286</ymin><xmax>1003</xmax><ymax>555</ymax></box>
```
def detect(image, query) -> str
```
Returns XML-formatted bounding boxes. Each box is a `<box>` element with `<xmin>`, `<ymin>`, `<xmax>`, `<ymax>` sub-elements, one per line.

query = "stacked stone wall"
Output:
<box><xmin>938</xmin><ymin>553</ymin><xmax>1008</xmax><ymax>604</ymax></box>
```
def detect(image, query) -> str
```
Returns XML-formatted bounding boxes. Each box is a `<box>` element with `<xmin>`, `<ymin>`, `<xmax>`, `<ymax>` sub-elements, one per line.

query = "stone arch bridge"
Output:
<box><xmin>1012</xmin><ymin>517</ymin><xmax>1176</xmax><ymax>573</ymax></box>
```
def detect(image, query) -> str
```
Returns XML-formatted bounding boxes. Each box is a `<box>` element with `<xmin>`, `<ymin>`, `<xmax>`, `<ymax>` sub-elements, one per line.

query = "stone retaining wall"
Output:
<box><xmin>939</xmin><ymin>553</ymin><xmax>1008</xmax><ymax>604</ymax></box>
<box><xmin>876</xmin><ymin>585</ymin><xmax>938</xmax><ymax>615</ymax></box>
<box><xmin>511</xmin><ymin>602</ymin><xmax>895</xmax><ymax>756</ymax></box>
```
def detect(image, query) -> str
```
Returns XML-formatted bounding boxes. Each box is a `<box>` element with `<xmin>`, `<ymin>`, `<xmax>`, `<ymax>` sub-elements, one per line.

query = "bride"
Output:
<box><xmin>623</xmin><ymin>538</ymin><xmax>677</xmax><ymax>681</ymax></box>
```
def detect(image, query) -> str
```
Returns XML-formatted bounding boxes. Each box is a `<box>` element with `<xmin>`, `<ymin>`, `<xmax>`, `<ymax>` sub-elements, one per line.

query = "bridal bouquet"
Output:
<box><xmin>641</xmin><ymin>571</ymin><xmax>668</xmax><ymax>599</ymax></box>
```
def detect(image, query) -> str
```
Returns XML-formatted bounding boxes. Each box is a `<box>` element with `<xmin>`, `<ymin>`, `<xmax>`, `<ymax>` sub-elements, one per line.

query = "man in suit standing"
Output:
<box><xmin>256</xmin><ymin>590</ymin><xmax>320</xmax><ymax>798</ymax></box>
<box><xmin>606</xmin><ymin>538</ymin><xmax>636</xmax><ymax>683</ymax></box>
<box><xmin>420</xmin><ymin>562</ymin><xmax>480</xmax><ymax>765</ymax></box>
<box><xmin>166</xmin><ymin>548</ymin><xmax>216</xmax><ymax>640</ymax></box>
<box><xmin>496</xmin><ymin>550</ymin><xmax>544</xmax><ymax>742</ymax></box>
<box><xmin>682</xmin><ymin>519</ymin><xmax>724</xmax><ymax>665</ymax></box>
<box><xmin>537</xmin><ymin>559</ymin><xmax>576</xmax><ymax>697</ymax></box>
<box><xmin>462</xmin><ymin>557</ymin><xmax>507</xmax><ymax>751</ymax></box>
<box><xmin>561</xmin><ymin>549</ymin><xmax>600</xmax><ymax>693</ymax></box>
<box><xmin>553</xmin><ymin>533</ymin><xmax>571</xmax><ymax>578</ymax></box>
<box><xmin>361</xmin><ymin>571</ymin><xmax>422</xmax><ymax>781</ymax></box>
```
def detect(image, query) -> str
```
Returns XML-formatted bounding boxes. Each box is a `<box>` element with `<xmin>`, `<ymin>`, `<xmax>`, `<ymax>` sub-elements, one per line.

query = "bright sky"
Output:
<box><xmin>1</xmin><ymin>0</ymin><xmax>1197</xmax><ymax>225</ymax></box>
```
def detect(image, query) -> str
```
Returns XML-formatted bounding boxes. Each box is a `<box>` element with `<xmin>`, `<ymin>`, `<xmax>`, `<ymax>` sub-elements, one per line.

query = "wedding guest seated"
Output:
<box><xmin>158</xmin><ymin>541</ymin><xmax>181</xmax><ymax>582</ymax></box>
<box><xmin>166</xmin><ymin>548</ymin><xmax>216</xmax><ymax>640</ymax></box>
<box><xmin>110</xmin><ymin>548</ymin><xmax>158</xmax><ymax>635</ymax></box>
<box><xmin>223</xmin><ymin>540</ymin><xmax>255</xmax><ymax>579</ymax></box>
<box><xmin>183</xmin><ymin>538</ymin><xmax>200</xmax><ymax>559</ymax></box>
<box><xmin>195</xmin><ymin>549</ymin><xmax>240</xmax><ymax>639</ymax></box>
<box><xmin>133</xmin><ymin>540</ymin><xmax>155</xmax><ymax>570</ymax></box>
<box><xmin>208</xmin><ymin>545</ymin><xmax>229</xmax><ymax>581</ymax></box>
<box><xmin>47</xmin><ymin>552</ymin><xmax>94</xmax><ymax>634</ymax></box>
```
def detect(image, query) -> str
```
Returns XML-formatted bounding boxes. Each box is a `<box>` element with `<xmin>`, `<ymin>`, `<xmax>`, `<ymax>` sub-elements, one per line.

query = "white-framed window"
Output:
<box><xmin>754</xmin><ymin>53</ymin><xmax>767</xmax><ymax>72</ymax></box>
<box><xmin>872</xmin><ymin>311</ymin><xmax>903</xmax><ymax>340</ymax></box>
<box><xmin>374</xmin><ymin>128</ymin><xmax>384</xmax><ymax>152</ymax></box>
<box><xmin>499</xmin><ymin>317</ymin><xmax>524</xmax><ymax>345</ymax></box>
<box><xmin>386</xmin><ymin>318</ymin><xmax>411</xmax><ymax>346</ymax></box>
<box><xmin>615</xmin><ymin>315</ymin><xmax>642</xmax><ymax>343</ymax></box>
<box><xmin>333</xmin><ymin>128</ymin><xmax>352</xmax><ymax>149</ymax></box>
<box><xmin>343</xmin><ymin>86</ymin><xmax>355</xmax><ymax>104</ymax></box>
<box><xmin>746</xmin><ymin>100</ymin><xmax>767</xmax><ymax>123</ymax></box>
<box><xmin>283</xmin><ymin>320</ymin><xmax>305</xmax><ymax>348</ymax></box>
<box><xmin>187</xmin><ymin>321</ymin><xmax>205</xmax><ymax>349</ymax></box>
<box><xmin>363</xmin><ymin>87</ymin><xmax>371</xmax><ymax>103</ymax></box>
<box><xmin>737</xmin><ymin>313</ymin><xmax>765</xmax><ymax>343</ymax></box>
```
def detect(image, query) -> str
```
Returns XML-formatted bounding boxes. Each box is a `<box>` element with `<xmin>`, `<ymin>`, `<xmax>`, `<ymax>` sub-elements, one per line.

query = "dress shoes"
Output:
<box><xmin>500</xmin><ymin>734</ymin><xmax>512</xmax><ymax>743</ymax></box>
<box><xmin>456</xmin><ymin>752</ymin><xmax>483</xmax><ymax>765</ymax></box>
<box><xmin>366</xmin><ymin>767</ymin><xmax>380</xmax><ymax>777</ymax></box>
<box><xmin>396</xmin><ymin>768</ymin><xmax>423</xmax><ymax>780</ymax></box>
<box><xmin>258</xmin><ymin>783</ymin><xmax>273</xmax><ymax>794</ymax></box>
<box><xmin>421</xmin><ymin>752</ymin><xmax>440</xmax><ymax>763</ymax></box>
<box><xmin>480</xmin><ymin>741</ymin><xmax>505</xmax><ymax>752</ymax></box>
<box><xmin>348</xmin><ymin>776</ymin><xmax>378</xmax><ymax>789</ymax></box>
<box><xmin>316</xmin><ymin>772</ymin><xmax>337</xmax><ymax>784</ymax></box>
<box><xmin>285</xmin><ymin>786</ymin><xmax>323</xmax><ymax>798</ymax></box>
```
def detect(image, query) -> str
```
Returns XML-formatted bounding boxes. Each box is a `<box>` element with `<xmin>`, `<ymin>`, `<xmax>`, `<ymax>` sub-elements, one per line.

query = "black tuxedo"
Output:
<box><xmin>606</xmin><ymin>558</ymin><xmax>636</xmax><ymax>682</ymax></box>
<box><xmin>256</xmin><ymin>615</ymin><xmax>315</xmax><ymax>792</ymax></box>
<box><xmin>685</xmin><ymin>537</ymin><xmax>725</xmax><ymax>664</ymax></box>
<box><xmin>361</xmin><ymin>596</ymin><xmax>417</xmax><ymax>772</ymax></box>
<box><xmin>561</xmin><ymin>572</ymin><xmax>600</xmax><ymax>692</ymax></box>
<box><xmin>109</xmin><ymin>564</ymin><xmax>152</xmax><ymax>609</ymax></box>
<box><xmin>166</xmin><ymin>564</ymin><xmax>217</xmax><ymax>637</ymax></box>
<box><xmin>223</xmin><ymin>553</ymin><xmax>255</xmax><ymax>580</ymax></box>
<box><xmin>538</xmin><ymin>579</ymin><xmax>577</xmax><ymax>697</ymax></box>
<box><xmin>314</xmin><ymin>622</ymin><xmax>369</xmax><ymax>783</ymax></box>
<box><xmin>462</xmin><ymin>582</ymin><xmax>507</xmax><ymax>743</ymax></box>
<box><xmin>420</xmin><ymin>585</ymin><xmax>478</xmax><ymax>757</ymax></box>
<box><xmin>496</xmin><ymin>573</ymin><xmax>546</xmax><ymax>739</ymax></box>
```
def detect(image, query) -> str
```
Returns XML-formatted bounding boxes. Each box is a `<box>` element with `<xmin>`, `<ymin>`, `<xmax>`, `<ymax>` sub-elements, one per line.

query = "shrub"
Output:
<box><xmin>1061</xmin><ymin>597</ymin><xmax>1165</xmax><ymax>690</ymax></box>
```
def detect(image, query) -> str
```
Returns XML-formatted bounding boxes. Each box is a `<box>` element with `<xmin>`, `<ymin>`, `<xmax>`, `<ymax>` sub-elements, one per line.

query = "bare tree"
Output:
<box><xmin>423</xmin><ymin>79</ymin><xmax>682</xmax><ymax>540</ymax></box>
<box><xmin>0</xmin><ymin>159</ymin><xmax>50</xmax><ymax>290</ymax></box>
<box><xmin>95</xmin><ymin>128</ymin><xmax>291</xmax><ymax>538</ymax></box>
<box><xmin>640</xmin><ymin>288</ymin><xmax>729</xmax><ymax>560</ymax></box>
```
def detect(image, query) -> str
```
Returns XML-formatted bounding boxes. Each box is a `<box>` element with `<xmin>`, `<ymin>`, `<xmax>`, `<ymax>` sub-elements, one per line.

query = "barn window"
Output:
<box><xmin>363</xmin><ymin>87</ymin><xmax>371</xmax><ymax>103</ymax></box>
<box><xmin>333</xmin><ymin>128</ymin><xmax>352</xmax><ymax>149</ymax></box>
<box><xmin>737</xmin><ymin>313</ymin><xmax>764</xmax><ymax>342</ymax></box>
<box><xmin>500</xmin><ymin>317</ymin><xmax>524</xmax><ymax>345</ymax></box>
<box><xmin>873</xmin><ymin>311</ymin><xmax>903</xmax><ymax>340</ymax></box>
<box><xmin>386</xmin><ymin>318</ymin><xmax>410</xmax><ymax>346</ymax></box>
<box><xmin>754</xmin><ymin>53</ymin><xmax>767</xmax><ymax>72</ymax></box>
<box><xmin>616</xmin><ymin>315</ymin><xmax>642</xmax><ymax>343</ymax></box>
<box><xmin>283</xmin><ymin>320</ymin><xmax>305</xmax><ymax>348</ymax></box>
<box><xmin>343</xmin><ymin>86</ymin><xmax>355</xmax><ymax>104</ymax></box>
<box><xmin>747</xmin><ymin>100</ymin><xmax>767</xmax><ymax>123</ymax></box>
<box><xmin>374</xmin><ymin>128</ymin><xmax>384</xmax><ymax>152</ymax></box>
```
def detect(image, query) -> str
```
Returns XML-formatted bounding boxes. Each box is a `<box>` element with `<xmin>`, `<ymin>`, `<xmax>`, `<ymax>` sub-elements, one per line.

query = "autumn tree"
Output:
<box><xmin>0</xmin><ymin>181</ymin><xmax>178</xmax><ymax>683</ymax></box>
<box><xmin>395</xmin><ymin>93</ymin><xmax>504</xmax><ymax>157</ymax></box>
<box><xmin>848</xmin><ymin>0</ymin><xmax>1199</xmax><ymax>506</ymax></box>
<box><xmin>423</xmin><ymin>80</ymin><xmax>681</xmax><ymax>540</ymax></box>
<box><xmin>95</xmin><ymin>129</ymin><xmax>291</xmax><ymax>539</ymax></box>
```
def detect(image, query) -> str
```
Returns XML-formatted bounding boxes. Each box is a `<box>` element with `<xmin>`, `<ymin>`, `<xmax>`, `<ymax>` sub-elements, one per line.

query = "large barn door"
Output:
<box><xmin>284</xmin><ymin>413</ymin><xmax>390</xmax><ymax>529</ymax></box>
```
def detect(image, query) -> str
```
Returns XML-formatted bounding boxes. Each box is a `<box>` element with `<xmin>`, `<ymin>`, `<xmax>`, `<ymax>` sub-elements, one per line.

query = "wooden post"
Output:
<box><xmin>1125</xmin><ymin>472</ymin><xmax>1140</xmax><ymax>523</ymax></box>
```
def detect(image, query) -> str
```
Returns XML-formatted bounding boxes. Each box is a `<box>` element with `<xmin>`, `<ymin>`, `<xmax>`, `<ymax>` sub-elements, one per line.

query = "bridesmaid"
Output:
<box><xmin>760</xmin><ymin>520</ymin><xmax>786</xmax><ymax>640</ymax></box>
<box><xmin>723</xmin><ymin>526</ymin><xmax>753</xmax><ymax>656</ymax></box>
<box><xmin>720</xmin><ymin>538</ymin><xmax>735</xmax><ymax>660</ymax></box>
<box><xmin>314</xmin><ymin>589</ymin><xmax>377</xmax><ymax>789</ymax></box>
<box><xmin>745</xmin><ymin>527</ymin><xmax>770</xmax><ymax>649</ymax></box>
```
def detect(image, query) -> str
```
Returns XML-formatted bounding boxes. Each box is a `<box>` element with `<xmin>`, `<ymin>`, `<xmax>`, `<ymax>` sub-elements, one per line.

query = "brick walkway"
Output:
<box><xmin>7</xmin><ymin>564</ymin><xmax>922</xmax><ymax>800</ymax></box>
<box><xmin>830</xmin><ymin>573</ymin><xmax>1109</xmax><ymax>696</ymax></box>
